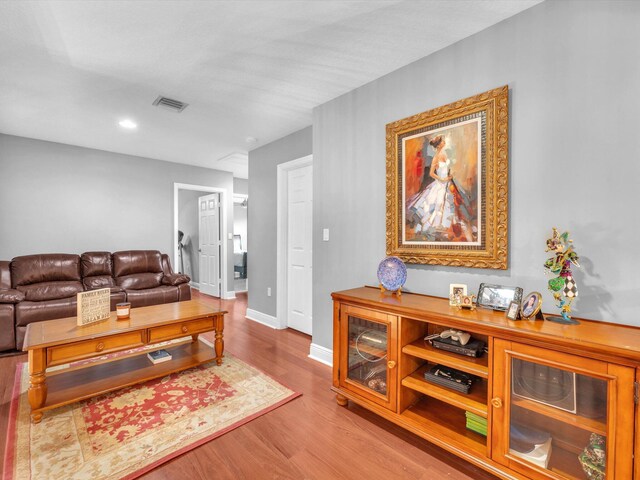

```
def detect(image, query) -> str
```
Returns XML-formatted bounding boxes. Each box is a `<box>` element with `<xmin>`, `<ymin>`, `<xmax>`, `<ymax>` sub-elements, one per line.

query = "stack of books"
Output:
<box><xmin>147</xmin><ymin>349</ymin><xmax>172</xmax><ymax>364</ymax></box>
<box><xmin>465</xmin><ymin>411</ymin><xmax>487</xmax><ymax>436</ymax></box>
<box><xmin>508</xmin><ymin>424</ymin><xmax>553</xmax><ymax>469</ymax></box>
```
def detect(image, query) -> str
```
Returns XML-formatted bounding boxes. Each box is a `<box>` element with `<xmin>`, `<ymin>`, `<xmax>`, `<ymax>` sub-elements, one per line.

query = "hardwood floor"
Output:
<box><xmin>0</xmin><ymin>290</ymin><xmax>498</xmax><ymax>479</ymax></box>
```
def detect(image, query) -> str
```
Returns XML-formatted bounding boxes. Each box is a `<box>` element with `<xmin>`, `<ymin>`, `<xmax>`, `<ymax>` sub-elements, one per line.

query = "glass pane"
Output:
<box><xmin>347</xmin><ymin>315</ymin><xmax>388</xmax><ymax>396</ymax></box>
<box><xmin>510</xmin><ymin>358</ymin><xmax>608</xmax><ymax>479</ymax></box>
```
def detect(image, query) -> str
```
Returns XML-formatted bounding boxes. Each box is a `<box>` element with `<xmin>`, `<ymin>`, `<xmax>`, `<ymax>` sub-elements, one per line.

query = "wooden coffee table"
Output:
<box><xmin>22</xmin><ymin>300</ymin><xmax>226</xmax><ymax>423</ymax></box>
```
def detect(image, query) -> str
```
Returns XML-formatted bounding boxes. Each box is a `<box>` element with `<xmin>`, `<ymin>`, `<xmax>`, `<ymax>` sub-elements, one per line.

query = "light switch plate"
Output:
<box><xmin>323</xmin><ymin>228</ymin><xmax>329</xmax><ymax>241</ymax></box>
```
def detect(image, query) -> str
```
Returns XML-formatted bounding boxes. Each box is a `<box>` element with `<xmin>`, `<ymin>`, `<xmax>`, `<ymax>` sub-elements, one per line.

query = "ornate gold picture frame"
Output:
<box><xmin>385</xmin><ymin>85</ymin><xmax>509</xmax><ymax>269</ymax></box>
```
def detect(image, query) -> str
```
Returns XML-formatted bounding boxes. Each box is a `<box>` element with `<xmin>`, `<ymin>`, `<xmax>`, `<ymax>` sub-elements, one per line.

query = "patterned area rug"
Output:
<box><xmin>3</xmin><ymin>346</ymin><xmax>300</xmax><ymax>480</ymax></box>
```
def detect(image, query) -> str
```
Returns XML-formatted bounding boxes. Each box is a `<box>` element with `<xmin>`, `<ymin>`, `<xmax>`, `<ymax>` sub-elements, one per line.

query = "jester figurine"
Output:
<box><xmin>544</xmin><ymin>228</ymin><xmax>580</xmax><ymax>324</ymax></box>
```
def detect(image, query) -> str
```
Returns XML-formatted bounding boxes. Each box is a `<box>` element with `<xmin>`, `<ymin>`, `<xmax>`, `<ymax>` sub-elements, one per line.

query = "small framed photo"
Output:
<box><xmin>521</xmin><ymin>292</ymin><xmax>543</xmax><ymax>319</ymax></box>
<box><xmin>449</xmin><ymin>284</ymin><xmax>468</xmax><ymax>306</ymax></box>
<box><xmin>477</xmin><ymin>283</ymin><xmax>523</xmax><ymax>311</ymax></box>
<box><xmin>506</xmin><ymin>301</ymin><xmax>521</xmax><ymax>320</ymax></box>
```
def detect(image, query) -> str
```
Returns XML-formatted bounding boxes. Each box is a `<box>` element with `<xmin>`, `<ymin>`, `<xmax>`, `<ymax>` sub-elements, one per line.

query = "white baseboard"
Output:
<box><xmin>189</xmin><ymin>282</ymin><xmax>200</xmax><ymax>289</ymax></box>
<box><xmin>246</xmin><ymin>308</ymin><xmax>281</xmax><ymax>329</ymax></box>
<box><xmin>223</xmin><ymin>291</ymin><xmax>236</xmax><ymax>300</ymax></box>
<box><xmin>308</xmin><ymin>343</ymin><xmax>333</xmax><ymax>367</ymax></box>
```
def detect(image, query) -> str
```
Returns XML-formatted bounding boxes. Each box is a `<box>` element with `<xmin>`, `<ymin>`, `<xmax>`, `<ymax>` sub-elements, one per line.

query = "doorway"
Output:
<box><xmin>173</xmin><ymin>183</ymin><xmax>229</xmax><ymax>299</ymax></box>
<box><xmin>233</xmin><ymin>194</ymin><xmax>248</xmax><ymax>293</ymax></box>
<box><xmin>277</xmin><ymin>155</ymin><xmax>313</xmax><ymax>335</ymax></box>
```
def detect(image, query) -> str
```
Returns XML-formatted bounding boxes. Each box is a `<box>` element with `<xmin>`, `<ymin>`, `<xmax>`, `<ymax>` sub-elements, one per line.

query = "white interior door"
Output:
<box><xmin>286</xmin><ymin>164</ymin><xmax>313</xmax><ymax>334</ymax></box>
<box><xmin>199</xmin><ymin>193</ymin><xmax>221</xmax><ymax>297</ymax></box>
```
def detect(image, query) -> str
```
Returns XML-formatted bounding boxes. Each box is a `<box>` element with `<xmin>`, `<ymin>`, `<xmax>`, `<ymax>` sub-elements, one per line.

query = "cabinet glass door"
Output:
<box><xmin>510</xmin><ymin>358</ymin><xmax>607</xmax><ymax>478</ymax></box>
<box><xmin>492</xmin><ymin>340</ymin><xmax>634</xmax><ymax>480</ymax></box>
<box><xmin>339</xmin><ymin>305</ymin><xmax>397</xmax><ymax>410</ymax></box>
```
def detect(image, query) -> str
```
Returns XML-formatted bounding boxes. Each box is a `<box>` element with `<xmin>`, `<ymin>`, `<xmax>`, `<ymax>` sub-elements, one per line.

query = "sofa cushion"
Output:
<box><xmin>81</xmin><ymin>251</ymin><xmax>113</xmax><ymax>277</ymax></box>
<box><xmin>11</xmin><ymin>254</ymin><xmax>81</xmax><ymax>287</ymax></box>
<box><xmin>117</xmin><ymin>273</ymin><xmax>163</xmax><ymax>290</ymax></box>
<box><xmin>83</xmin><ymin>275</ymin><xmax>117</xmax><ymax>291</ymax></box>
<box><xmin>0</xmin><ymin>289</ymin><xmax>25</xmax><ymax>304</ymax></box>
<box><xmin>162</xmin><ymin>273</ymin><xmax>190</xmax><ymax>286</ymax></box>
<box><xmin>17</xmin><ymin>281</ymin><xmax>83</xmax><ymax>302</ymax></box>
<box><xmin>15</xmin><ymin>297</ymin><xmax>77</xmax><ymax>327</ymax></box>
<box><xmin>125</xmin><ymin>286</ymin><xmax>179</xmax><ymax>308</ymax></box>
<box><xmin>113</xmin><ymin>251</ymin><xmax>163</xmax><ymax>277</ymax></box>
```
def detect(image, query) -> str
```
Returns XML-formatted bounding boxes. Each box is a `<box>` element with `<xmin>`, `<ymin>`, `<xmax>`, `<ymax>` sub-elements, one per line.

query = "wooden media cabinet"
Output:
<box><xmin>332</xmin><ymin>286</ymin><xmax>640</xmax><ymax>480</ymax></box>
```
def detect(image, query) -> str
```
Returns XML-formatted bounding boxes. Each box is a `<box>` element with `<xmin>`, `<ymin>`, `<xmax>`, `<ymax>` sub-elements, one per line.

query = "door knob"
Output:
<box><xmin>491</xmin><ymin>397</ymin><xmax>503</xmax><ymax>409</ymax></box>
<box><xmin>387</xmin><ymin>360</ymin><xmax>396</xmax><ymax>369</ymax></box>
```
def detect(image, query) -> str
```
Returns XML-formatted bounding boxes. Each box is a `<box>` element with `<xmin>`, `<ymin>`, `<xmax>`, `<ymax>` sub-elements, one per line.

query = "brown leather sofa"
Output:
<box><xmin>0</xmin><ymin>261</ymin><xmax>20</xmax><ymax>352</ymax></box>
<box><xmin>0</xmin><ymin>250</ymin><xmax>190</xmax><ymax>352</ymax></box>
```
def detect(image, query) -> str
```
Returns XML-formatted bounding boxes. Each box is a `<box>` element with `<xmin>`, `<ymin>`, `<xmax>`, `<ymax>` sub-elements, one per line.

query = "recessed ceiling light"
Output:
<box><xmin>119</xmin><ymin>119</ymin><xmax>137</xmax><ymax>129</ymax></box>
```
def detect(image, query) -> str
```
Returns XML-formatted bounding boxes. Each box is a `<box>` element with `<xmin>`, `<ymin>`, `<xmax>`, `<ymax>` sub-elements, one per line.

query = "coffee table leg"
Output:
<box><xmin>28</xmin><ymin>349</ymin><xmax>47</xmax><ymax>424</ymax></box>
<box><xmin>191</xmin><ymin>333</ymin><xmax>199</xmax><ymax>343</ymax></box>
<box><xmin>214</xmin><ymin>314</ymin><xmax>224</xmax><ymax>365</ymax></box>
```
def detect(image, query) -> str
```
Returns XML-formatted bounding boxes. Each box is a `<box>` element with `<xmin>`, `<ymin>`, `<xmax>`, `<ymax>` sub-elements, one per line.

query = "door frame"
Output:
<box><xmin>276</xmin><ymin>154</ymin><xmax>313</xmax><ymax>330</ymax></box>
<box><xmin>173</xmin><ymin>183</ymin><xmax>230</xmax><ymax>299</ymax></box>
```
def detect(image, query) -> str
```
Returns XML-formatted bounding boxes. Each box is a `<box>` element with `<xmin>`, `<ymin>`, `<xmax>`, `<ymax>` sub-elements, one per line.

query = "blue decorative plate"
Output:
<box><xmin>377</xmin><ymin>256</ymin><xmax>407</xmax><ymax>291</ymax></box>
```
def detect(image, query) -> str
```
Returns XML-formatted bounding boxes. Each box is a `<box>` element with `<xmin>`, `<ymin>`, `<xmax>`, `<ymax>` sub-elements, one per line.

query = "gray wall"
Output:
<box><xmin>248</xmin><ymin>126</ymin><xmax>312</xmax><ymax>315</ymax></box>
<box><xmin>0</xmin><ymin>133</ymin><xmax>236</xmax><ymax>290</ymax></box>
<box><xmin>234</xmin><ymin>178</ymin><xmax>248</xmax><ymax>196</ymax></box>
<box><xmin>178</xmin><ymin>189</ymin><xmax>210</xmax><ymax>282</ymax></box>
<box><xmin>312</xmin><ymin>0</ymin><xmax>640</xmax><ymax>348</ymax></box>
<box><xmin>233</xmin><ymin>204</ymin><xmax>247</xmax><ymax>252</ymax></box>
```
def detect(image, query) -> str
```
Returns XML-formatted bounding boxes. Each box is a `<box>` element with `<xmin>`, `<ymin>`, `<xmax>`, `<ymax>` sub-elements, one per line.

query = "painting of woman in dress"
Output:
<box><xmin>403</xmin><ymin>119</ymin><xmax>481</xmax><ymax>245</ymax></box>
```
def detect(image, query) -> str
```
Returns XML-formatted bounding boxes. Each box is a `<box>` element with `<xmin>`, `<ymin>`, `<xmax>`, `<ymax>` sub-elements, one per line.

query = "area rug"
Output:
<box><xmin>3</xmin><ymin>345</ymin><xmax>300</xmax><ymax>480</ymax></box>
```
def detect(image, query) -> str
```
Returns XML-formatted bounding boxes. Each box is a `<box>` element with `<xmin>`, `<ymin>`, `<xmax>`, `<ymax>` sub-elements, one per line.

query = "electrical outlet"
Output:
<box><xmin>267</xmin><ymin>287</ymin><xmax>272</xmax><ymax>297</ymax></box>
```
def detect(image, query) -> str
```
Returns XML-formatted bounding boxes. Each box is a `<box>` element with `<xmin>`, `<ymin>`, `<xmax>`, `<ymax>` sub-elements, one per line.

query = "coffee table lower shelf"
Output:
<box><xmin>35</xmin><ymin>340</ymin><xmax>219</xmax><ymax>416</ymax></box>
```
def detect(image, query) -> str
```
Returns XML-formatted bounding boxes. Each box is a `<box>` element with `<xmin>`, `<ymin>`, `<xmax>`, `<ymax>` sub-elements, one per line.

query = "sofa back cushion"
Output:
<box><xmin>18</xmin><ymin>281</ymin><xmax>84</xmax><ymax>301</ymax></box>
<box><xmin>81</xmin><ymin>252</ymin><xmax>116</xmax><ymax>290</ymax></box>
<box><xmin>81</xmin><ymin>251</ymin><xmax>113</xmax><ymax>277</ymax></box>
<box><xmin>11</xmin><ymin>254</ymin><xmax>81</xmax><ymax>288</ymax></box>
<box><xmin>113</xmin><ymin>250</ymin><xmax>163</xmax><ymax>290</ymax></box>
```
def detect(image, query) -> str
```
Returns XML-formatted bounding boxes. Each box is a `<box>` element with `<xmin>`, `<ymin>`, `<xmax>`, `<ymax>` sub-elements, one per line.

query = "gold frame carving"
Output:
<box><xmin>385</xmin><ymin>85</ymin><xmax>509</xmax><ymax>269</ymax></box>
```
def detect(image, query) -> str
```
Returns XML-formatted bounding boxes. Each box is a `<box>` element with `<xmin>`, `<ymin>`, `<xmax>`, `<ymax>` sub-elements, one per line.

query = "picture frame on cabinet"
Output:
<box><xmin>477</xmin><ymin>283</ymin><xmax>523</xmax><ymax>311</ymax></box>
<box><xmin>506</xmin><ymin>301</ymin><xmax>521</xmax><ymax>320</ymax></box>
<box><xmin>521</xmin><ymin>291</ymin><xmax>543</xmax><ymax>320</ymax></box>
<box><xmin>385</xmin><ymin>85</ymin><xmax>509</xmax><ymax>269</ymax></box>
<box><xmin>449</xmin><ymin>283</ymin><xmax>467</xmax><ymax>306</ymax></box>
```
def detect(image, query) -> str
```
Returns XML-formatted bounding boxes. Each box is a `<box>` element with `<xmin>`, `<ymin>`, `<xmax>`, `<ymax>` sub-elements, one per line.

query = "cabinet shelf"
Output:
<box><xmin>401</xmin><ymin>396</ymin><xmax>487</xmax><ymax>456</ymax></box>
<box><xmin>512</xmin><ymin>397</ymin><xmax>607</xmax><ymax>436</ymax></box>
<box><xmin>349</xmin><ymin>340</ymin><xmax>386</xmax><ymax>359</ymax></box>
<box><xmin>402</xmin><ymin>365</ymin><xmax>487</xmax><ymax>418</ymax></box>
<box><xmin>548</xmin><ymin>444</ymin><xmax>587</xmax><ymax>480</ymax></box>
<box><xmin>402</xmin><ymin>339</ymin><xmax>488</xmax><ymax>379</ymax></box>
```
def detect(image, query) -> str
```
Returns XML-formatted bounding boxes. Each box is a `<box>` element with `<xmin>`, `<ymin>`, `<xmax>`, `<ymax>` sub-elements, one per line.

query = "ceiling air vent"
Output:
<box><xmin>152</xmin><ymin>95</ymin><xmax>188</xmax><ymax>112</ymax></box>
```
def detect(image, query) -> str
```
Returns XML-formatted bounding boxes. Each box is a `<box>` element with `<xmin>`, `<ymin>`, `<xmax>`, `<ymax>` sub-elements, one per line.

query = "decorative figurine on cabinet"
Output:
<box><xmin>544</xmin><ymin>228</ymin><xmax>581</xmax><ymax>324</ymax></box>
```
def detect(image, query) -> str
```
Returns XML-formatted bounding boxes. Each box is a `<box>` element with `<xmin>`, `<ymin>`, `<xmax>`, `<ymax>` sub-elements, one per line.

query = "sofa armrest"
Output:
<box><xmin>0</xmin><ymin>289</ymin><xmax>25</xmax><ymax>304</ymax></box>
<box><xmin>162</xmin><ymin>273</ymin><xmax>190</xmax><ymax>286</ymax></box>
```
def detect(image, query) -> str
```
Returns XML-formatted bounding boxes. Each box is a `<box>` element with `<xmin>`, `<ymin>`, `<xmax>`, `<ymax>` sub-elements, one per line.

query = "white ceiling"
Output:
<box><xmin>0</xmin><ymin>0</ymin><xmax>541</xmax><ymax>179</ymax></box>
